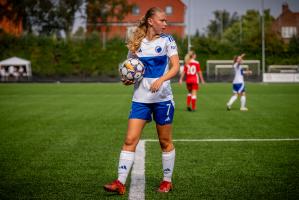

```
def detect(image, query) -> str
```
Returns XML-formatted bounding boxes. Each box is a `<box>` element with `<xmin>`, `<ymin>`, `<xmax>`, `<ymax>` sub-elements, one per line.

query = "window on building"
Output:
<box><xmin>165</xmin><ymin>6</ymin><xmax>173</xmax><ymax>15</ymax></box>
<box><xmin>281</xmin><ymin>26</ymin><xmax>297</xmax><ymax>38</ymax></box>
<box><xmin>132</xmin><ymin>6</ymin><xmax>140</xmax><ymax>15</ymax></box>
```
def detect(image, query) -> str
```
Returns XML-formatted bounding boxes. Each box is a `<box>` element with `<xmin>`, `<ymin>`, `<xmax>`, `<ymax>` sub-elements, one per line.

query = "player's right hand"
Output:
<box><xmin>121</xmin><ymin>78</ymin><xmax>135</xmax><ymax>85</ymax></box>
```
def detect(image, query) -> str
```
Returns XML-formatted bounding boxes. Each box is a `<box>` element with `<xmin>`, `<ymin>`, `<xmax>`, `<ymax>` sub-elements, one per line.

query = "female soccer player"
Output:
<box><xmin>226</xmin><ymin>53</ymin><xmax>252</xmax><ymax>111</ymax></box>
<box><xmin>179</xmin><ymin>51</ymin><xmax>205</xmax><ymax>111</ymax></box>
<box><xmin>103</xmin><ymin>7</ymin><xmax>180</xmax><ymax>194</ymax></box>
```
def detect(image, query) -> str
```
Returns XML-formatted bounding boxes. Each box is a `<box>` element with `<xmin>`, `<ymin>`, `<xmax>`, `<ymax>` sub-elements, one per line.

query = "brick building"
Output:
<box><xmin>87</xmin><ymin>0</ymin><xmax>186</xmax><ymax>39</ymax></box>
<box><xmin>0</xmin><ymin>0</ymin><xmax>23</xmax><ymax>36</ymax></box>
<box><xmin>272</xmin><ymin>2</ymin><xmax>299</xmax><ymax>43</ymax></box>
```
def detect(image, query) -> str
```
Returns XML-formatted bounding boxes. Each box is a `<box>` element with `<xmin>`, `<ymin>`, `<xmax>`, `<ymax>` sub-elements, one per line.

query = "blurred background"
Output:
<box><xmin>0</xmin><ymin>0</ymin><xmax>298</xmax><ymax>82</ymax></box>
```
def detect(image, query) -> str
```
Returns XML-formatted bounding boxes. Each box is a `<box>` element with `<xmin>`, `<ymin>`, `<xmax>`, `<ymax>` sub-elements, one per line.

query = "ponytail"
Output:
<box><xmin>184</xmin><ymin>51</ymin><xmax>195</xmax><ymax>65</ymax></box>
<box><xmin>127</xmin><ymin>7</ymin><xmax>163</xmax><ymax>53</ymax></box>
<box><xmin>127</xmin><ymin>18</ymin><xmax>147</xmax><ymax>53</ymax></box>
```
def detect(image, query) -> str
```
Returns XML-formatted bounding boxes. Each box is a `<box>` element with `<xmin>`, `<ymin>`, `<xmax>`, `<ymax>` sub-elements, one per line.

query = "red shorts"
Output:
<box><xmin>186</xmin><ymin>83</ymin><xmax>199</xmax><ymax>91</ymax></box>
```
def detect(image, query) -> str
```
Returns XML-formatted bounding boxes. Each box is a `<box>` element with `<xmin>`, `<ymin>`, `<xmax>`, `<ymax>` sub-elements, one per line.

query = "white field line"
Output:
<box><xmin>129</xmin><ymin>138</ymin><xmax>299</xmax><ymax>200</ymax></box>
<box><xmin>129</xmin><ymin>140</ymin><xmax>145</xmax><ymax>200</ymax></box>
<box><xmin>145</xmin><ymin>138</ymin><xmax>299</xmax><ymax>142</ymax></box>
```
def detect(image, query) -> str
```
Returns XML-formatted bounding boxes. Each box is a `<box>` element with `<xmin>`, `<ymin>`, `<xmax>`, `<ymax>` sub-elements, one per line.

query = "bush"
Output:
<box><xmin>0</xmin><ymin>33</ymin><xmax>297</xmax><ymax>80</ymax></box>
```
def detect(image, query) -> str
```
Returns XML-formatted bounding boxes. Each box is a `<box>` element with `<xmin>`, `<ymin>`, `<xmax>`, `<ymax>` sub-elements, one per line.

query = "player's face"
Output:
<box><xmin>148</xmin><ymin>11</ymin><xmax>167</xmax><ymax>35</ymax></box>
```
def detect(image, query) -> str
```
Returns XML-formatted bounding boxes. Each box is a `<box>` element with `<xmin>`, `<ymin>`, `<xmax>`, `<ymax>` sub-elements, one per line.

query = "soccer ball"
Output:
<box><xmin>119</xmin><ymin>58</ymin><xmax>145</xmax><ymax>82</ymax></box>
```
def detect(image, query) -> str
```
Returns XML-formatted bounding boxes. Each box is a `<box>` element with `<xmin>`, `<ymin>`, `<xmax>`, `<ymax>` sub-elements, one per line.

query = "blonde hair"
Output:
<box><xmin>184</xmin><ymin>51</ymin><xmax>195</xmax><ymax>64</ymax></box>
<box><xmin>127</xmin><ymin>7</ymin><xmax>163</xmax><ymax>53</ymax></box>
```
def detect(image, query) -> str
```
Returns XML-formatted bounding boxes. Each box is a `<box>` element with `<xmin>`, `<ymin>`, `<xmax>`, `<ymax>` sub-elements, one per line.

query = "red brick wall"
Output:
<box><xmin>271</xmin><ymin>3</ymin><xmax>299</xmax><ymax>43</ymax></box>
<box><xmin>87</xmin><ymin>0</ymin><xmax>186</xmax><ymax>39</ymax></box>
<box><xmin>124</xmin><ymin>0</ymin><xmax>185</xmax><ymax>23</ymax></box>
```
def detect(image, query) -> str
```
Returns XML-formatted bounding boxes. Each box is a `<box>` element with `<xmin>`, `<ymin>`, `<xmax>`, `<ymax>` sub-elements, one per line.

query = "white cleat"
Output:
<box><xmin>240</xmin><ymin>107</ymin><xmax>248</xmax><ymax>111</ymax></box>
<box><xmin>227</xmin><ymin>104</ymin><xmax>231</xmax><ymax>111</ymax></box>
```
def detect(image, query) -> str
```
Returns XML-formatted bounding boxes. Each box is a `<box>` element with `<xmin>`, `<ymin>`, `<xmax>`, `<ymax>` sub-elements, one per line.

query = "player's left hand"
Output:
<box><xmin>150</xmin><ymin>78</ymin><xmax>163</xmax><ymax>93</ymax></box>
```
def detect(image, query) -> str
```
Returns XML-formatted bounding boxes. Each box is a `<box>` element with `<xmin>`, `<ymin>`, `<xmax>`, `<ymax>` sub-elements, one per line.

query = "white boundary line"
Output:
<box><xmin>129</xmin><ymin>138</ymin><xmax>299</xmax><ymax>200</ymax></box>
<box><xmin>145</xmin><ymin>138</ymin><xmax>299</xmax><ymax>142</ymax></box>
<box><xmin>129</xmin><ymin>140</ymin><xmax>145</xmax><ymax>200</ymax></box>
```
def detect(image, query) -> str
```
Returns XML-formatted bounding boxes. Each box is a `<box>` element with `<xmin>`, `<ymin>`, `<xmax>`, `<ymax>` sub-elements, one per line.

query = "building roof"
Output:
<box><xmin>0</xmin><ymin>56</ymin><xmax>30</xmax><ymax>66</ymax></box>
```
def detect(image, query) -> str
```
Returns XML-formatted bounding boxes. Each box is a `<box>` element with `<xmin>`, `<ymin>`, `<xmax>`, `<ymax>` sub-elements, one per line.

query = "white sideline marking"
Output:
<box><xmin>129</xmin><ymin>138</ymin><xmax>299</xmax><ymax>199</ymax></box>
<box><xmin>144</xmin><ymin>138</ymin><xmax>299</xmax><ymax>142</ymax></box>
<box><xmin>129</xmin><ymin>140</ymin><xmax>145</xmax><ymax>200</ymax></box>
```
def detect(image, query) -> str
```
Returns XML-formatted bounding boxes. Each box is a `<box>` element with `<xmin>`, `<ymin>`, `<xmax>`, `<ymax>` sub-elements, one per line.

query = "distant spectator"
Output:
<box><xmin>19</xmin><ymin>66</ymin><xmax>24</xmax><ymax>76</ymax></box>
<box><xmin>8</xmin><ymin>65</ymin><xmax>14</xmax><ymax>76</ymax></box>
<box><xmin>7</xmin><ymin>66</ymin><xmax>20</xmax><ymax>81</ymax></box>
<box><xmin>18</xmin><ymin>66</ymin><xmax>27</xmax><ymax>79</ymax></box>
<box><xmin>13</xmin><ymin>66</ymin><xmax>20</xmax><ymax>80</ymax></box>
<box><xmin>0</xmin><ymin>66</ymin><xmax>8</xmax><ymax>81</ymax></box>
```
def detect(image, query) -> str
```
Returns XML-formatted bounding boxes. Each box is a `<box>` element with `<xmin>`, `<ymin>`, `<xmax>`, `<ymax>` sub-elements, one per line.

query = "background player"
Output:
<box><xmin>103</xmin><ymin>7</ymin><xmax>180</xmax><ymax>195</ymax></box>
<box><xmin>179</xmin><ymin>51</ymin><xmax>205</xmax><ymax>111</ymax></box>
<box><xmin>226</xmin><ymin>53</ymin><xmax>252</xmax><ymax>111</ymax></box>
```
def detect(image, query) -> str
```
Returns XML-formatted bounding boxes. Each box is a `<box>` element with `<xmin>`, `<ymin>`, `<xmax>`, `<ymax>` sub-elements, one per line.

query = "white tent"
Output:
<box><xmin>0</xmin><ymin>56</ymin><xmax>32</xmax><ymax>77</ymax></box>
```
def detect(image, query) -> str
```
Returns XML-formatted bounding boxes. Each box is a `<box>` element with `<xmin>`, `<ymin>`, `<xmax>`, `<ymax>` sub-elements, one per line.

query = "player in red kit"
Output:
<box><xmin>179</xmin><ymin>51</ymin><xmax>205</xmax><ymax>111</ymax></box>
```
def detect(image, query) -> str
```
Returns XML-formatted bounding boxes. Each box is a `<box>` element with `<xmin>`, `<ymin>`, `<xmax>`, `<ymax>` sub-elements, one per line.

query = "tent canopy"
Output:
<box><xmin>0</xmin><ymin>56</ymin><xmax>32</xmax><ymax>76</ymax></box>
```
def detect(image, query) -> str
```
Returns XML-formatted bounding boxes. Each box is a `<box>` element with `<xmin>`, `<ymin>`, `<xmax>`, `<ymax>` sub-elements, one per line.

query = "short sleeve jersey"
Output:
<box><xmin>128</xmin><ymin>34</ymin><xmax>178</xmax><ymax>103</ymax></box>
<box><xmin>184</xmin><ymin>59</ymin><xmax>201</xmax><ymax>84</ymax></box>
<box><xmin>232</xmin><ymin>63</ymin><xmax>244</xmax><ymax>84</ymax></box>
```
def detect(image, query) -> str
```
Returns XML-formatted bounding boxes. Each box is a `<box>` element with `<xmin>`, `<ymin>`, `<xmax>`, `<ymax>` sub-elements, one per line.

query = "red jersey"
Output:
<box><xmin>184</xmin><ymin>59</ymin><xmax>201</xmax><ymax>84</ymax></box>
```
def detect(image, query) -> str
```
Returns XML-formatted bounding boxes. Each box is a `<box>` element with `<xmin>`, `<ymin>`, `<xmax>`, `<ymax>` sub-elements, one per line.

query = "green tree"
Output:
<box><xmin>0</xmin><ymin>0</ymin><xmax>83</xmax><ymax>36</ymax></box>
<box><xmin>207</xmin><ymin>10</ymin><xmax>239</xmax><ymax>39</ymax></box>
<box><xmin>222</xmin><ymin>9</ymin><xmax>275</xmax><ymax>54</ymax></box>
<box><xmin>87</xmin><ymin>0</ymin><xmax>133</xmax><ymax>31</ymax></box>
<box><xmin>288</xmin><ymin>36</ymin><xmax>299</xmax><ymax>54</ymax></box>
<box><xmin>87</xmin><ymin>0</ymin><xmax>133</xmax><ymax>49</ymax></box>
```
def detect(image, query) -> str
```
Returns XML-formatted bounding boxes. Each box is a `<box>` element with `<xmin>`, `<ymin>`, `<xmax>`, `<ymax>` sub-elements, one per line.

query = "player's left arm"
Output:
<box><xmin>150</xmin><ymin>54</ymin><xmax>180</xmax><ymax>93</ymax></box>
<box><xmin>198</xmin><ymin>71</ymin><xmax>205</xmax><ymax>84</ymax></box>
<box><xmin>197</xmin><ymin>63</ymin><xmax>205</xmax><ymax>84</ymax></box>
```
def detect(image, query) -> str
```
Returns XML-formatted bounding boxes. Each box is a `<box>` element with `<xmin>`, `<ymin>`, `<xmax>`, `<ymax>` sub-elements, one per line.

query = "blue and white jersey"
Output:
<box><xmin>232</xmin><ymin>63</ymin><xmax>244</xmax><ymax>84</ymax></box>
<box><xmin>128</xmin><ymin>34</ymin><xmax>178</xmax><ymax>103</ymax></box>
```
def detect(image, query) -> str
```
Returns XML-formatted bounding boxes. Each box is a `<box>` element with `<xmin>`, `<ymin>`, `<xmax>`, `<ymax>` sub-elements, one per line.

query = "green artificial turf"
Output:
<box><xmin>0</xmin><ymin>83</ymin><xmax>298</xmax><ymax>199</ymax></box>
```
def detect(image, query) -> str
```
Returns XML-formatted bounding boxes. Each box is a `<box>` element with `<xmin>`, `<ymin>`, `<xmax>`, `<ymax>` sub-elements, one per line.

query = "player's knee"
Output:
<box><xmin>160</xmin><ymin>140</ymin><xmax>174</xmax><ymax>152</ymax></box>
<box><xmin>124</xmin><ymin>136</ymin><xmax>138</xmax><ymax>148</ymax></box>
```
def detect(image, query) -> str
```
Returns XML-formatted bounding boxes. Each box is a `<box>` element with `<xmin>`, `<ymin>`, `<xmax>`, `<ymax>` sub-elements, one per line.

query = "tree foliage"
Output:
<box><xmin>207</xmin><ymin>10</ymin><xmax>239</xmax><ymax>39</ymax></box>
<box><xmin>0</xmin><ymin>0</ymin><xmax>83</xmax><ymax>35</ymax></box>
<box><xmin>87</xmin><ymin>0</ymin><xmax>133</xmax><ymax>31</ymax></box>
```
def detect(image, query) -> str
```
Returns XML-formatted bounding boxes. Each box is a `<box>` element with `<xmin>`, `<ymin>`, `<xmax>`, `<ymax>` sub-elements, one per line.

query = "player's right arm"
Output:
<box><xmin>121</xmin><ymin>78</ymin><xmax>135</xmax><ymax>85</ymax></box>
<box><xmin>236</xmin><ymin>53</ymin><xmax>245</xmax><ymax>63</ymax></box>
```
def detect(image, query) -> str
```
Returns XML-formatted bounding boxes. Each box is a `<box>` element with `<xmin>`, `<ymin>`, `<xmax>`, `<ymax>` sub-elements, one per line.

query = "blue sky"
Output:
<box><xmin>181</xmin><ymin>0</ymin><xmax>299</xmax><ymax>34</ymax></box>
